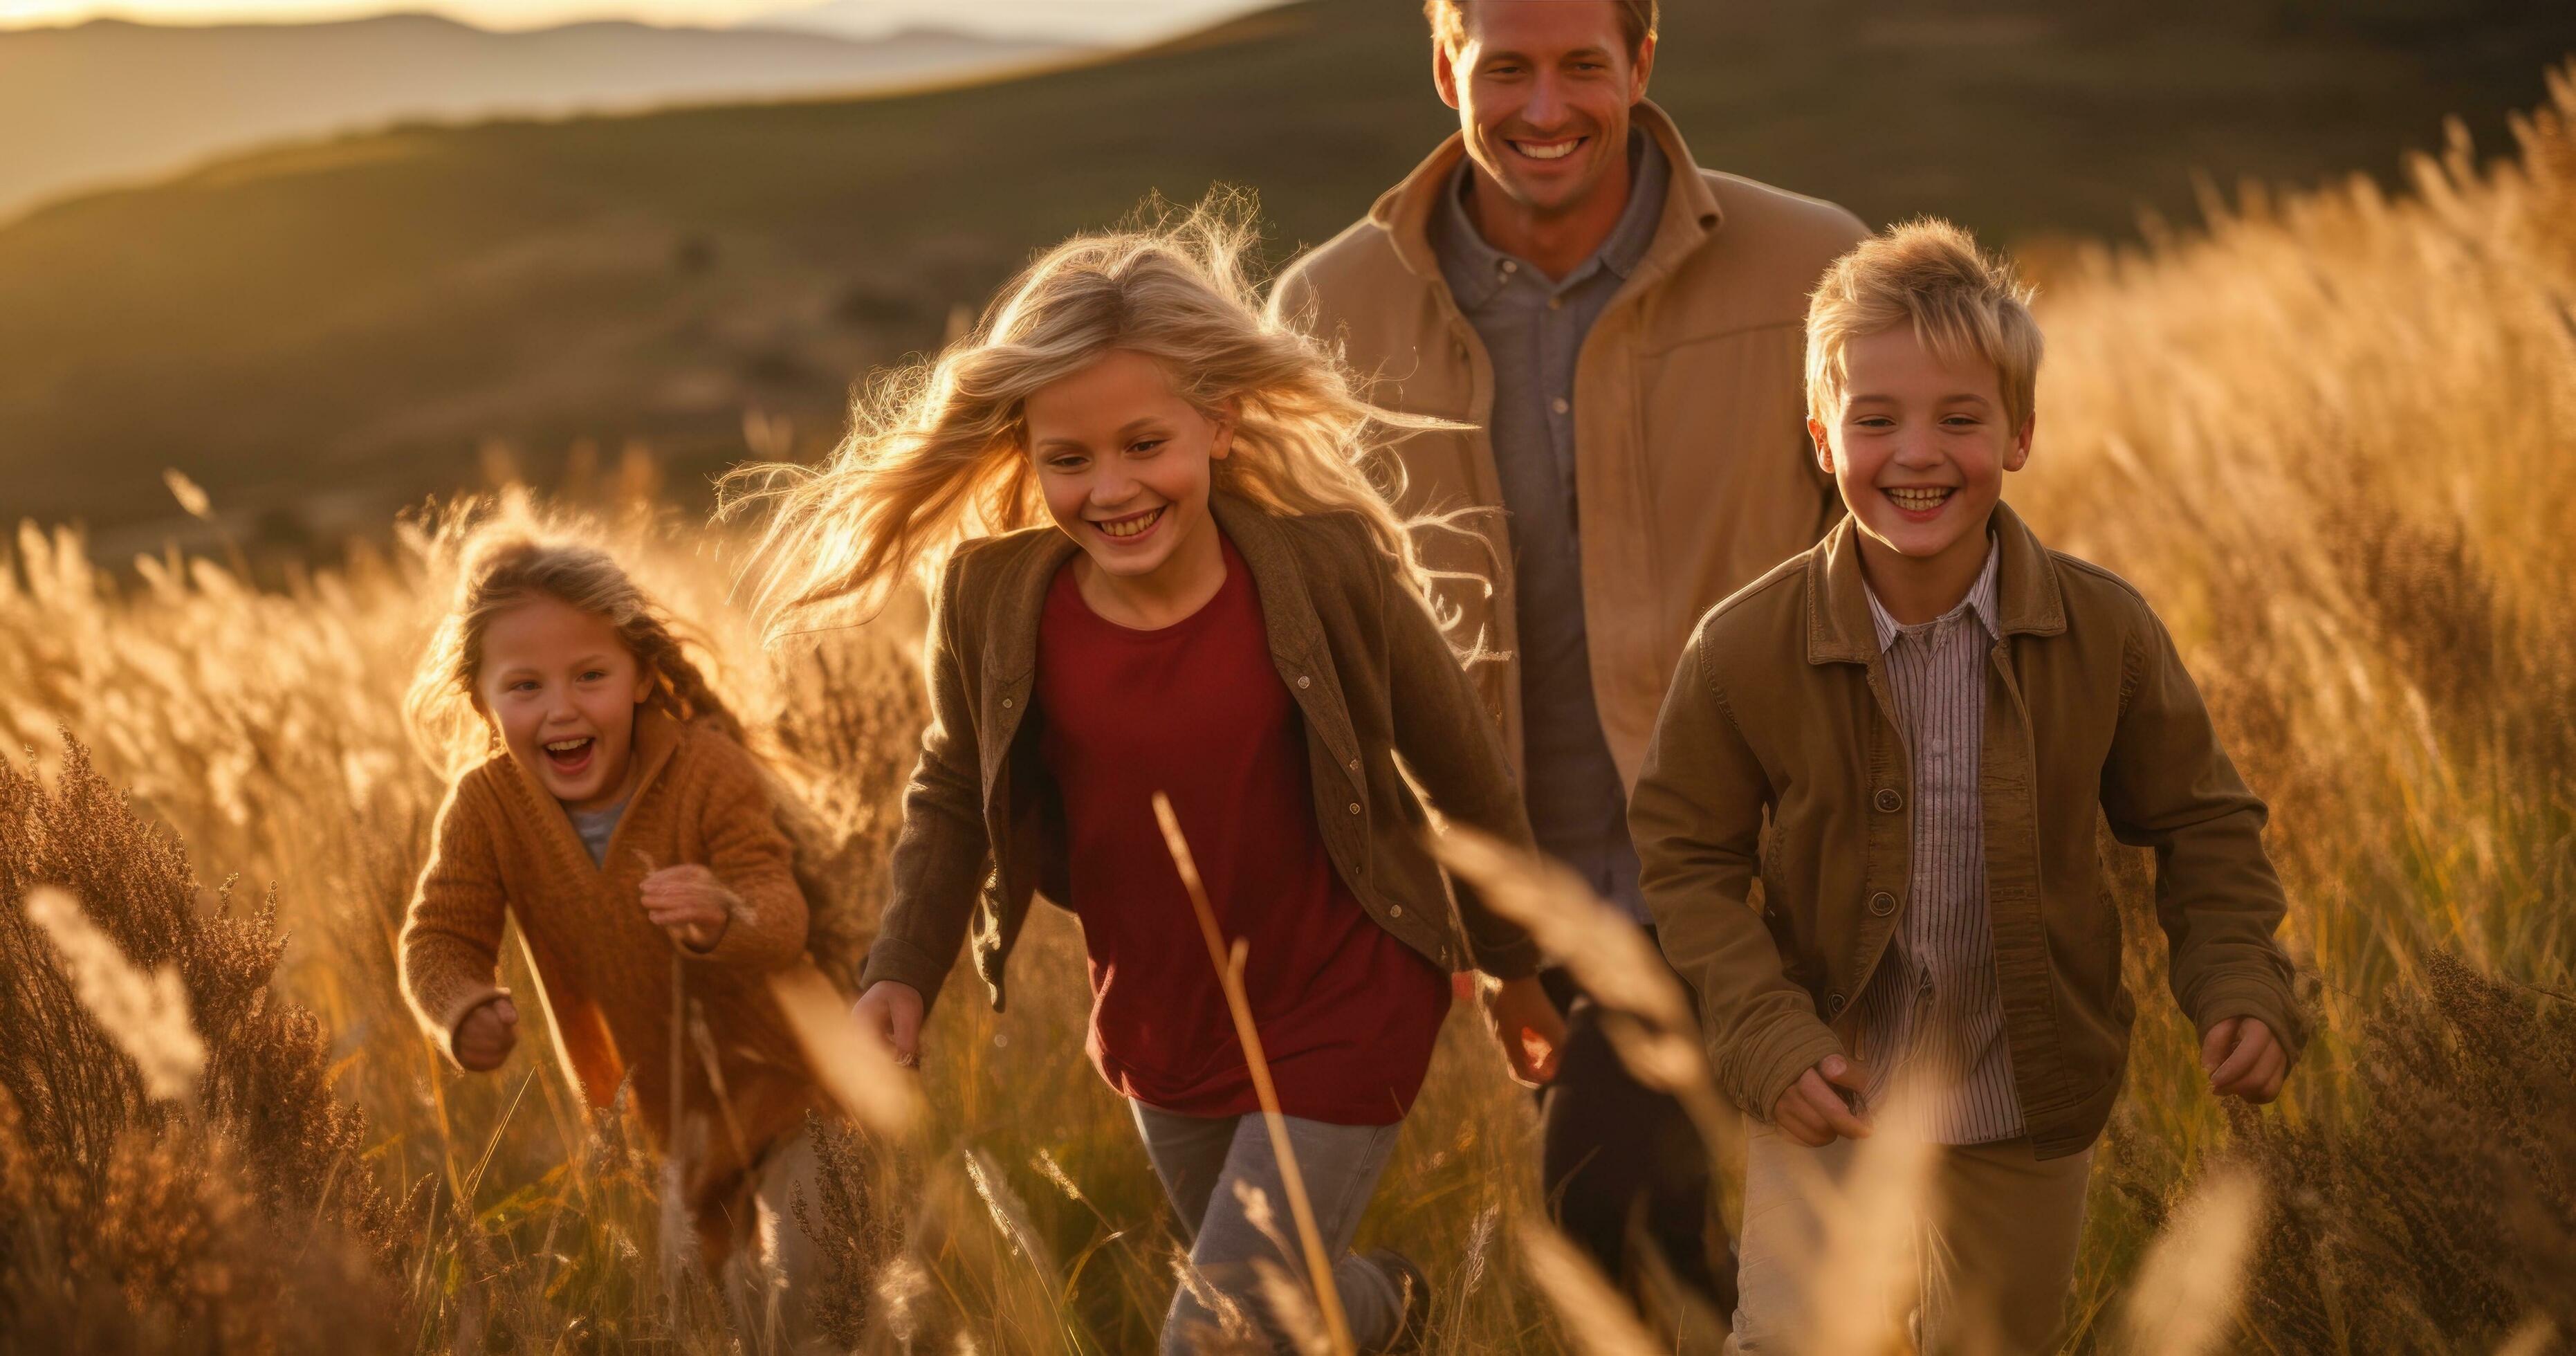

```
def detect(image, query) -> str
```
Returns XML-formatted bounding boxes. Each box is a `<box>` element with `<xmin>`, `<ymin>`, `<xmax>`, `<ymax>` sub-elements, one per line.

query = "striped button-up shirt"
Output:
<box><xmin>1852</xmin><ymin>540</ymin><xmax>2025</xmax><ymax>1144</ymax></box>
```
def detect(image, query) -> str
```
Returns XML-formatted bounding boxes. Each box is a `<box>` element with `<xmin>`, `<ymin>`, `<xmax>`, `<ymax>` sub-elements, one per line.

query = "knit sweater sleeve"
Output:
<box><xmin>686</xmin><ymin>732</ymin><xmax>811</xmax><ymax>972</ymax></box>
<box><xmin>401</xmin><ymin>771</ymin><xmax>513</xmax><ymax>1067</ymax></box>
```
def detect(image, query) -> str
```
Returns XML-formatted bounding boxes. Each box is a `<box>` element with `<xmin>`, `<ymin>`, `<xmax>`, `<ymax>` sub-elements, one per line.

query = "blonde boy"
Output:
<box><xmin>1628</xmin><ymin>220</ymin><xmax>2303</xmax><ymax>1353</ymax></box>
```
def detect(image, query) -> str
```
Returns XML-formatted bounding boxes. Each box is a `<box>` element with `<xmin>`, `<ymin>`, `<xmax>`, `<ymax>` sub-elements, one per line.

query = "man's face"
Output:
<box><xmin>1434</xmin><ymin>1</ymin><xmax>1653</xmax><ymax>217</ymax></box>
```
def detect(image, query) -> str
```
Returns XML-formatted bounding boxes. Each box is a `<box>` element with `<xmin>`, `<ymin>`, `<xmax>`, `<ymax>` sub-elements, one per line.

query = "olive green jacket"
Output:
<box><xmin>861</xmin><ymin>493</ymin><xmax>1544</xmax><ymax>1015</ymax></box>
<box><xmin>1630</xmin><ymin>504</ymin><xmax>2304</xmax><ymax>1158</ymax></box>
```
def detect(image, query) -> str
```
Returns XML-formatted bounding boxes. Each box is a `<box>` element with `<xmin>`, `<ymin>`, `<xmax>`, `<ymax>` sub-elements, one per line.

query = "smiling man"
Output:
<box><xmin>1270</xmin><ymin>0</ymin><xmax>1868</xmax><ymax>1321</ymax></box>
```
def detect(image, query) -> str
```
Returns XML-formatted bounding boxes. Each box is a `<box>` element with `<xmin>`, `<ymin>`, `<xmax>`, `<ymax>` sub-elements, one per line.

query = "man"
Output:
<box><xmin>1271</xmin><ymin>0</ymin><xmax>1868</xmax><ymax>1318</ymax></box>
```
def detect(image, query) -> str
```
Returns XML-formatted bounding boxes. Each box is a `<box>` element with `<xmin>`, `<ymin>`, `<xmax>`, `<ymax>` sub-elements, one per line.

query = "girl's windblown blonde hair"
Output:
<box><xmin>726</xmin><ymin>193</ymin><xmax>1464</xmax><ymax>645</ymax></box>
<box><xmin>404</xmin><ymin>500</ymin><xmax>748</xmax><ymax>780</ymax></box>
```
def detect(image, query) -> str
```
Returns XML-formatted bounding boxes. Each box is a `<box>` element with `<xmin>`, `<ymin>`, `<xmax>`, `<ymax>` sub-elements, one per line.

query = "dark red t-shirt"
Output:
<box><xmin>1034</xmin><ymin>535</ymin><xmax>1451</xmax><ymax>1126</ymax></box>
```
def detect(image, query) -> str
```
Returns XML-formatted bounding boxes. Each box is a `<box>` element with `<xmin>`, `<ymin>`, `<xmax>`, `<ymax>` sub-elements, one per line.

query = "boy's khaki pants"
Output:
<box><xmin>1726</xmin><ymin>1124</ymin><xmax>2092</xmax><ymax>1356</ymax></box>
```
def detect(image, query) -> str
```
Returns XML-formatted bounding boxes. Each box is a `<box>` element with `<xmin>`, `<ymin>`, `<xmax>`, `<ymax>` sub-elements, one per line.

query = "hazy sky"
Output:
<box><xmin>0</xmin><ymin>0</ymin><xmax>1269</xmax><ymax>39</ymax></box>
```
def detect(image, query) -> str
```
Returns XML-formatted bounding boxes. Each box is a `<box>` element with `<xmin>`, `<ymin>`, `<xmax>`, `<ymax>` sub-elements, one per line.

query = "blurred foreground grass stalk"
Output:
<box><xmin>3</xmin><ymin>66</ymin><xmax>2573</xmax><ymax>1354</ymax></box>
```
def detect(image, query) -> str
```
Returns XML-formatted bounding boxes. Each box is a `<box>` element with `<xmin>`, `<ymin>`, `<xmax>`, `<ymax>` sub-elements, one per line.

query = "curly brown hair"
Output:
<box><xmin>404</xmin><ymin>502</ymin><xmax>746</xmax><ymax>778</ymax></box>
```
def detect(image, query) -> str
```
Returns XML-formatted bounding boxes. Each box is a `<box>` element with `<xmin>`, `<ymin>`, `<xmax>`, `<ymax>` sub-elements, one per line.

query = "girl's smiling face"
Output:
<box><xmin>475</xmin><ymin>594</ymin><xmax>652</xmax><ymax>812</ymax></box>
<box><xmin>1024</xmin><ymin>349</ymin><xmax>1235</xmax><ymax>591</ymax></box>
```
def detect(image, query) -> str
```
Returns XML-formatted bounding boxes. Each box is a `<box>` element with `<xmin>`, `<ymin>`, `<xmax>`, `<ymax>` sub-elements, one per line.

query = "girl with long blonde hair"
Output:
<box><xmin>398</xmin><ymin>506</ymin><xmax>842</xmax><ymax>1348</ymax></box>
<box><xmin>733</xmin><ymin>200</ymin><xmax>1565</xmax><ymax>1354</ymax></box>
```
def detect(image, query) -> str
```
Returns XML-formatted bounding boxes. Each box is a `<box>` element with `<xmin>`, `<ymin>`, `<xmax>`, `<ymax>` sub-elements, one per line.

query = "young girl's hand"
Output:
<box><xmin>1480</xmin><ymin>975</ymin><xmax>1565</xmax><ymax>1088</ymax></box>
<box><xmin>853</xmin><ymin>980</ymin><xmax>925</xmax><ymax>1068</ymax></box>
<box><xmin>639</xmin><ymin>863</ymin><xmax>740</xmax><ymax>953</ymax></box>
<box><xmin>455</xmin><ymin>996</ymin><xmax>518</xmax><ymax>1072</ymax></box>
<box><xmin>2202</xmin><ymin>1016</ymin><xmax>2289</xmax><ymax>1103</ymax></box>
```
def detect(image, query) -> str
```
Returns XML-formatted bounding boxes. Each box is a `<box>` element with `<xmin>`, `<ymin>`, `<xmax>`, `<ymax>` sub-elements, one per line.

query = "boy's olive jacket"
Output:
<box><xmin>1630</xmin><ymin>504</ymin><xmax>2306</xmax><ymax>1159</ymax></box>
<box><xmin>860</xmin><ymin>493</ymin><xmax>1545</xmax><ymax>1016</ymax></box>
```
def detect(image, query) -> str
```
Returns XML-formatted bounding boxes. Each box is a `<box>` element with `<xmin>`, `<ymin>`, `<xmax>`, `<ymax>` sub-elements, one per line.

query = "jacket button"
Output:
<box><xmin>1874</xmin><ymin>787</ymin><xmax>1902</xmax><ymax>813</ymax></box>
<box><xmin>1868</xmin><ymin>890</ymin><xmax>1898</xmax><ymax>916</ymax></box>
<box><xmin>1389</xmin><ymin>905</ymin><xmax>1403</xmax><ymax>919</ymax></box>
<box><xmin>1825</xmin><ymin>991</ymin><xmax>1847</xmax><ymax>1017</ymax></box>
<box><xmin>1347</xmin><ymin>758</ymin><xmax>1361</xmax><ymax>773</ymax></box>
<box><xmin>1001</xmin><ymin>697</ymin><xmax>1013</xmax><ymax>709</ymax></box>
<box><xmin>1347</xmin><ymin>803</ymin><xmax>1363</xmax><ymax>816</ymax></box>
<box><xmin>1297</xmin><ymin>675</ymin><xmax>1312</xmax><ymax>690</ymax></box>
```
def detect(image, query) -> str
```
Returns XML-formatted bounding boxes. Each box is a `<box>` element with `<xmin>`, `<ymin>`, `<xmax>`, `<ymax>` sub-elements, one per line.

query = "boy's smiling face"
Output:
<box><xmin>476</xmin><ymin>594</ymin><xmax>651</xmax><ymax>813</ymax></box>
<box><xmin>1812</xmin><ymin>325</ymin><xmax>2033</xmax><ymax>578</ymax></box>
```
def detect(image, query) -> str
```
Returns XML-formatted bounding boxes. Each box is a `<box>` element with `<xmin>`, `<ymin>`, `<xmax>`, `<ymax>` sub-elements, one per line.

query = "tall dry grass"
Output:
<box><xmin>1</xmin><ymin>66</ymin><xmax>2573</xmax><ymax>1353</ymax></box>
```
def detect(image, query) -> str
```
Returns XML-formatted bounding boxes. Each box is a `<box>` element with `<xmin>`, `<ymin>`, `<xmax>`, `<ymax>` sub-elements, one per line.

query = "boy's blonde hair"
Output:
<box><xmin>727</xmin><ymin>194</ymin><xmax>1461</xmax><ymax>645</ymax></box>
<box><xmin>404</xmin><ymin>501</ymin><xmax>746</xmax><ymax>779</ymax></box>
<box><xmin>1805</xmin><ymin>218</ymin><xmax>2042</xmax><ymax>431</ymax></box>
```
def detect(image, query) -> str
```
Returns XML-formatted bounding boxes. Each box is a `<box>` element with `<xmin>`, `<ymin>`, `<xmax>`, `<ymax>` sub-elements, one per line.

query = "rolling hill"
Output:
<box><xmin>1</xmin><ymin>0</ymin><xmax>2570</xmax><ymax>557</ymax></box>
<box><xmin>0</xmin><ymin>14</ymin><xmax>1074</xmax><ymax>221</ymax></box>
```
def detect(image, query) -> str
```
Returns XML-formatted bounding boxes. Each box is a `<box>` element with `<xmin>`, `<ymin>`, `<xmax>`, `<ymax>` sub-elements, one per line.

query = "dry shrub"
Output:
<box><xmin>0</xmin><ymin>735</ymin><xmax>402</xmax><ymax>1352</ymax></box>
<box><xmin>2214</xmin><ymin>951</ymin><xmax>2575</xmax><ymax>1351</ymax></box>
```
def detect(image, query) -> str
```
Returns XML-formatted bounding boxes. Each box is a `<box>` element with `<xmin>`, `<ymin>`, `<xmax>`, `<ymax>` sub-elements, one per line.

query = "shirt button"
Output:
<box><xmin>1551</xmin><ymin>396</ymin><xmax>1570</xmax><ymax>416</ymax></box>
<box><xmin>1868</xmin><ymin>890</ymin><xmax>1898</xmax><ymax>916</ymax></box>
<box><xmin>1547</xmin><ymin>295</ymin><xmax>1564</xmax><ymax>311</ymax></box>
<box><xmin>1347</xmin><ymin>803</ymin><xmax>1363</xmax><ymax>816</ymax></box>
<box><xmin>1874</xmin><ymin>787</ymin><xmax>1902</xmax><ymax>813</ymax></box>
<box><xmin>1500</xmin><ymin>259</ymin><xmax>1518</xmax><ymax>275</ymax></box>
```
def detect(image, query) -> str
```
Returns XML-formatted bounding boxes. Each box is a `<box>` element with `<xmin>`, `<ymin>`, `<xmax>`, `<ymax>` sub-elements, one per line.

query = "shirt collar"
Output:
<box><xmin>1865</xmin><ymin>536</ymin><xmax>2003</xmax><ymax>652</ymax></box>
<box><xmin>1433</xmin><ymin>127</ymin><xmax>1670</xmax><ymax>309</ymax></box>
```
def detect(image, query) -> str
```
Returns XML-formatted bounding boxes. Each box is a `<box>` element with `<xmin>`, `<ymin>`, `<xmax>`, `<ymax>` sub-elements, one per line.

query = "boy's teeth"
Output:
<box><xmin>1888</xmin><ymin>487</ymin><xmax>1953</xmax><ymax>510</ymax></box>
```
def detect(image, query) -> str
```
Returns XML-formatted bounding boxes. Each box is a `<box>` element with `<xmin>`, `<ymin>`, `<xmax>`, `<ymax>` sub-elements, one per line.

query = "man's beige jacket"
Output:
<box><xmin>1271</xmin><ymin>100</ymin><xmax>1870</xmax><ymax>783</ymax></box>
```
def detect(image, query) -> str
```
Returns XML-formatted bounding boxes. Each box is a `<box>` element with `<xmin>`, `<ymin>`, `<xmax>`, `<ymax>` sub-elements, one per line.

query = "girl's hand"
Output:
<box><xmin>640</xmin><ymin>863</ymin><xmax>740</xmax><ymax>953</ymax></box>
<box><xmin>1480</xmin><ymin>975</ymin><xmax>1565</xmax><ymax>1088</ymax></box>
<box><xmin>2202</xmin><ymin>1016</ymin><xmax>2289</xmax><ymax>1103</ymax></box>
<box><xmin>853</xmin><ymin>981</ymin><xmax>926</xmax><ymax>1068</ymax></box>
<box><xmin>454</xmin><ymin>996</ymin><xmax>518</xmax><ymax>1072</ymax></box>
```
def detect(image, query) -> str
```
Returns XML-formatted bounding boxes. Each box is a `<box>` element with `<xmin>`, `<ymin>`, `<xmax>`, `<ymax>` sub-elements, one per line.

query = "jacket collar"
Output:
<box><xmin>975</xmin><ymin>489</ymin><xmax>1325</xmax><ymax>681</ymax></box>
<box><xmin>1370</xmin><ymin>100</ymin><xmax>1724</xmax><ymax>288</ymax></box>
<box><xmin>1805</xmin><ymin>501</ymin><xmax>2066</xmax><ymax>666</ymax></box>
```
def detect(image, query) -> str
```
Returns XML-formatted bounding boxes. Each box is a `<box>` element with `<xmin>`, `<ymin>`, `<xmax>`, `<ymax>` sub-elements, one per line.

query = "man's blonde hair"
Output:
<box><xmin>1805</xmin><ymin>219</ymin><xmax>2042</xmax><ymax>431</ymax></box>
<box><xmin>1424</xmin><ymin>0</ymin><xmax>1657</xmax><ymax>59</ymax></box>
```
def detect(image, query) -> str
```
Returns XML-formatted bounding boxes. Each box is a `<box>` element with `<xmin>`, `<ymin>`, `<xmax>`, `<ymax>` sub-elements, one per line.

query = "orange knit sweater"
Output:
<box><xmin>400</xmin><ymin>707</ymin><xmax>827</xmax><ymax>1237</ymax></box>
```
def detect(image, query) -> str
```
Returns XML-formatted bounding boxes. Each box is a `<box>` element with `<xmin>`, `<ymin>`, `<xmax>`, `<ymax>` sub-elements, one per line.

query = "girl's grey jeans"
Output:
<box><xmin>1128</xmin><ymin>1100</ymin><xmax>1408</xmax><ymax>1353</ymax></box>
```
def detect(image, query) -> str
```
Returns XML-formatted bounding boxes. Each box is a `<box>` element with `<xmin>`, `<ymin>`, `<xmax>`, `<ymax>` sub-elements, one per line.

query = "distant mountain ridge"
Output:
<box><xmin>1</xmin><ymin>0</ymin><xmax>2568</xmax><ymax>552</ymax></box>
<box><xmin>0</xmin><ymin>12</ymin><xmax>1076</xmax><ymax>220</ymax></box>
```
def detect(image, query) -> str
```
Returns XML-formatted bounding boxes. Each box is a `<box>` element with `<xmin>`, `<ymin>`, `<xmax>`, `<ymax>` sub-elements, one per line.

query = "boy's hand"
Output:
<box><xmin>2202</xmin><ymin>1016</ymin><xmax>2288</xmax><ymax>1103</ymax></box>
<box><xmin>853</xmin><ymin>980</ymin><xmax>925</xmax><ymax>1068</ymax></box>
<box><xmin>1480</xmin><ymin>975</ymin><xmax>1565</xmax><ymax>1087</ymax></box>
<box><xmin>454</xmin><ymin>996</ymin><xmax>518</xmax><ymax>1072</ymax></box>
<box><xmin>640</xmin><ymin>864</ymin><xmax>738</xmax><ymax>953</ymax></box>
<box><xmin>1773</xmin><ymin>1052</ymin><xmax>1873</xmax><ymax>1146</ymax></box>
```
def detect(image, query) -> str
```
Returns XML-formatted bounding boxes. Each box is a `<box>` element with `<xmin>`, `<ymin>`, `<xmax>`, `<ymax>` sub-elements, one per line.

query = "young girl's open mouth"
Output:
<box><xmin>1093</xmin><ymin>505</ymin><xmax>1165</xmax><ymax>544</ymax></box>
<box><xmin>543</xmin><ymin>736</ymin><xmax>596</xmax><ymax>777</ymax></box>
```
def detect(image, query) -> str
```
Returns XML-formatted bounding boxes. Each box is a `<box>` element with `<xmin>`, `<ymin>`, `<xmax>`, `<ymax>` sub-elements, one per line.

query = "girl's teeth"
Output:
<box><xmin>1101</xmin><ymin>508</ymin><xmax>1160</xmax><ymax>539</ymax></box>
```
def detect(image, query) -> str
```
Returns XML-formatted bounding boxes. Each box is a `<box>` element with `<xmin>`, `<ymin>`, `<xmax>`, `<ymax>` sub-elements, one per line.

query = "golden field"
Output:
<box><xmin>3</xmin><ymin>68</ymin><xmax>2573</xmax><ymax>1355</ymax></box>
